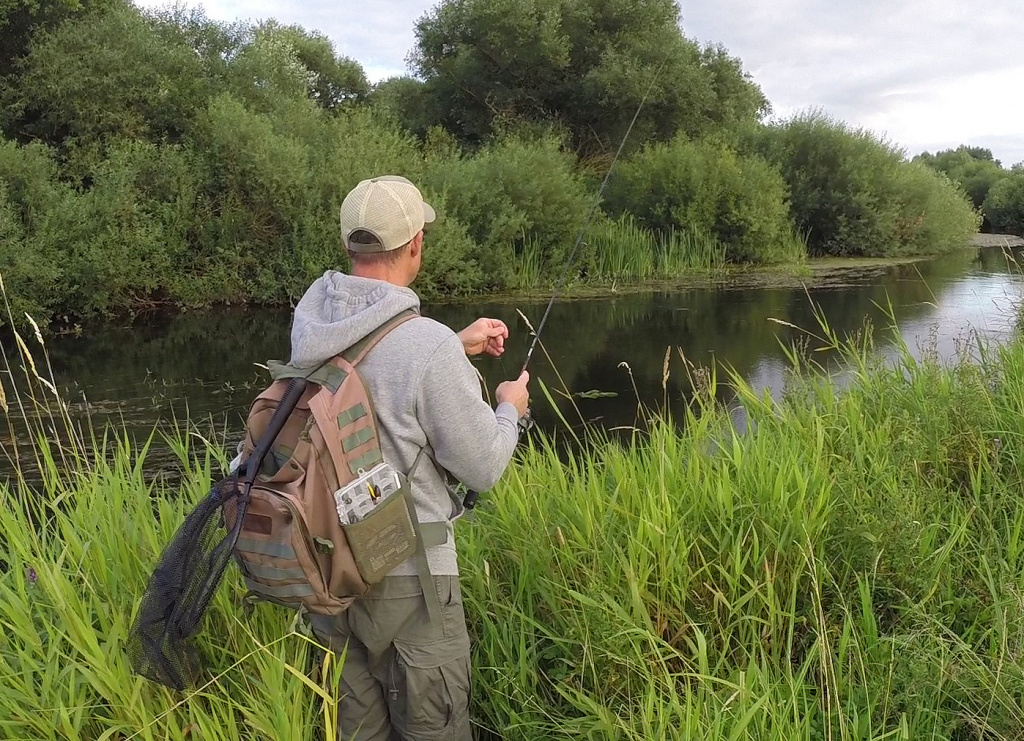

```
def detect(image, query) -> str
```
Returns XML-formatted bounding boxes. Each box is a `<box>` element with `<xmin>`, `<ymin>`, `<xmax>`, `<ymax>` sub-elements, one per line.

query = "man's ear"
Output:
<box><xmin>410</xmin><ymin>231</ymin><xmax>424</xmax><ymax>258</ymax></box>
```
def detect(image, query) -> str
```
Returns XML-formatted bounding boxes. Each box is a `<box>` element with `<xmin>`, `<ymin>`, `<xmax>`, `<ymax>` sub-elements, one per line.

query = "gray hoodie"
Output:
<box><xmin>288</xmin><ymin>270</ymin><xmax>521</xmax><ymax>576</ymax></box>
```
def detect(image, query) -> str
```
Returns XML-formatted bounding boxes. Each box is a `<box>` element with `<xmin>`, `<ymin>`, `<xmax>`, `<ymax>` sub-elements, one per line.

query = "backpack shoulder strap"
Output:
<box><xmin>340</xmin><ymin>308</ymin><xmax>420</xmax><ymax>367</ymax></box>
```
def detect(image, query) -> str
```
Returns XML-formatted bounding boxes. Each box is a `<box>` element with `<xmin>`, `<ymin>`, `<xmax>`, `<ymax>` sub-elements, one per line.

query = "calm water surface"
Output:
<box><xmin>3</xmin><ymin>247</ymin><xmax>1022</xmax><ymax>480</ymax></box>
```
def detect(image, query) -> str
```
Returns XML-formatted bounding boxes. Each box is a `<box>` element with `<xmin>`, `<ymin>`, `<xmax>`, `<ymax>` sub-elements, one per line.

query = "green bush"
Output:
<box><xmin>408</xmin><ymin>192</ymin><xmax>483</xmax><ymax>297</ymax></box>
<box><xmin>0</xmin><ymin>1</ymin><xmax>995</xmax><ymax>327</ymax></box>
<box><xmin>0</xmin><ymin>138</ymin><xmax>214</xmax><ymax>323</ymax></box>
<box><xmin>604</xmin><ymin>136</ymin><xmax>797</xmax><ymax>263</ymax></box>
<box><xmin>190</xmin><ymin>97</ymin><xmax>456</xmax><ymax>303</ymax></box>
<box><xmin>0</xmin><ymin>140</ymin><xmax>72</xmax><ymax>323</ymax></box>
<box><xmin>752</xmin><ymin>112</ymin><xmax>979</xmax><ymax>257</ymax></box>
<box><xmin>889</xmin><ymin>162</ymin><xmax>981</xmax><ymax>255</ymax></box>
<box><xmin>421</xmin><ymin>134</ymin><xmax>594</xmax><ymax>288</ymax></box>
<box><xmin>914</xmin><ymin>145</ymin><xmax>1008</xmax><ymax>218</ymax></box>
<box><xmin>367</xmin><ymin>76</ymin><xmax>438</xmax><ymax>140</ymax></box>
<box><xmin>984</xmin><ymin>168</ymin><xmax>1024</xmax><ymax>236</ymax></box>
<box><xmin>71</xmin><ymin>140</ymin><xmax>205</xmax><ymax>313</ymax></box>
<box><xmin>192</xmin><ymin>93</ymin><xmax>329</xmax><ymax>302</ymax></box>
<box><xmin>9</xmin><ymin>2</ymin><xmax>211</xmax><ymax>175</ymax></box>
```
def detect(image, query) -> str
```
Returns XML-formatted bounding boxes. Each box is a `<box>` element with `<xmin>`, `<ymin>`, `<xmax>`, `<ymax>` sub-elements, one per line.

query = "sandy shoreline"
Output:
<box><xmin>971</xmin><ymin>233</ymin><xmax>1024</xmax><ymax>248</ymax></box>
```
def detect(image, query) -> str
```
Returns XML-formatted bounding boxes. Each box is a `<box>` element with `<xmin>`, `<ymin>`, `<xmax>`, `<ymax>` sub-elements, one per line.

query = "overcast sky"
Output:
<box><xmin>134</xmin><ymin>0</ymin><xmax>1024</xmax><ymax>166</ymax></box>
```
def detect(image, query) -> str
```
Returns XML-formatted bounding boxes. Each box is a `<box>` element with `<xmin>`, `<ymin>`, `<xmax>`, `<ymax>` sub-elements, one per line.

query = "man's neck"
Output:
<box><xmin>351</xmin><ymin>266</ymin><xmax>405</xmax><ymax>286</ymax></box>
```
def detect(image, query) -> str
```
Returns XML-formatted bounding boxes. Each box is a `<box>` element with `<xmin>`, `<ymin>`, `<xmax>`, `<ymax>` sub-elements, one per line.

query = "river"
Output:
<box><xmin>2</xmin><ymin>246</ymin><xmax>1023</xmax><ymax>480</ymax></box>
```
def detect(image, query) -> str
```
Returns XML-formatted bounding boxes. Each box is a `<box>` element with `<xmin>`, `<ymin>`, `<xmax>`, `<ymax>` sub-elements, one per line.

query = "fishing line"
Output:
<box><xmin>518</xmin><ymin>58</ymin><xmax>667</xmax><ymax>377</ymax></box>
<box><xmin>464</xmin><ymin>58</ymin><xmax>667</xmax><ymax>510</ymax></box>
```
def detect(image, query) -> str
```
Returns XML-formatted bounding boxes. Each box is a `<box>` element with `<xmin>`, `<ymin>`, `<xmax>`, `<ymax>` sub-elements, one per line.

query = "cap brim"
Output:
<box><xmin>422</xmin><ymin>201</ymin><xmax>436</xmax><ymax>225</ymax></box>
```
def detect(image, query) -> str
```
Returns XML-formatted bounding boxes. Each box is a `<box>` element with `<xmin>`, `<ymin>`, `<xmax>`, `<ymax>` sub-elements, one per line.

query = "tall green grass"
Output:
<box><xmin>3</xmin><ymin>287</ymin><xmax>1024</xmax><ymax>738</ymax></box>
<box><xmin>458</xmin><ymin>312</ymin><xmax>1024</xmax><ymax>738</ymax></box>
<box><xmin>509</xmin><ymin>216</ymin><xmax>728</xmax><ymax>290</ymax></box>
<box><xmin>0</xmin><ymin>286</ymin><xmax>344</xmax><ymax>740</ymax></box>
<box><xmin>584</xmin><ymin>216</ymin><xmax>727</xmax><ymax>282</ymax></box>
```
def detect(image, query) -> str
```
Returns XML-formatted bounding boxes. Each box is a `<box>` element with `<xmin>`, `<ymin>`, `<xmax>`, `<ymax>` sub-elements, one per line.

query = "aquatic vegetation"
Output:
<box><xmin>508</xmin><ymin>215</ymin><xmax>731</xmax><ymax>290</ymax></box>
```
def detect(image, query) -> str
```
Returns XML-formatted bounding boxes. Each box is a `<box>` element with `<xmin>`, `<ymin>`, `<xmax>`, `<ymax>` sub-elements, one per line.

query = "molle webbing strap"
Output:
<box><xmin>347</xmin><ymin>450</ymin><xmax>383</xmax><ymax>476</ymax></box>
<box><xmin>236</xmin><ymin>537</ymin><xmax>297</xmax><ymax>560</ymax></box>
<box><xmin>336</xmin><ymin>403</ymin><xmax>367</xmax><ymax>427</ymax></box>
<box><xmin>310</xmin><ymin>309</ymin><xmax>420</xmax><ymax>486</ymax></box>
<box><xmin>243</xmin><ymin>563</ymin><xmax>308</xmax><ymax>581</ymax></box>
<box><xmin>308</xmin><ymin>393</ymin><xmax>350</xmax><ymax>485</ymax></box>
<box><xmin>342</xmin><ymin>427</ymin><xmax>375</xmax><ymax>452</ymax></box>
<box><xmin>243</xmin><ymin>578</ymin><xmax>314</xmax><ymax>599</ymax></box>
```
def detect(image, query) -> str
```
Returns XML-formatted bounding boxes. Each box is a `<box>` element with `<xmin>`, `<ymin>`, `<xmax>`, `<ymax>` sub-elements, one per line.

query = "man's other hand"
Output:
<box><xmin>496</xmin><ymin>371</ymin><xmax>530</xmax><ymax>418</ymax></box>
<box><xmin>458</xmin><ymin>318</ymin><xmax>508</xmax><ymax>357</ymax></box>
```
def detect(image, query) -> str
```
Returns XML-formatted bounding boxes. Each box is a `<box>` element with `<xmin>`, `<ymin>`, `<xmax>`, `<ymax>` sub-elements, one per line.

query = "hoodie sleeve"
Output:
<box><xmin>415</xmin><ymin>334</ymin><xmax>520</xmax><ymax>492</ymax></box>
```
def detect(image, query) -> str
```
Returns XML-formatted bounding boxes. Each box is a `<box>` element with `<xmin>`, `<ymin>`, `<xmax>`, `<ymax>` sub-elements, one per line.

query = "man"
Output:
<box><xmin>289</xmin><ymin>175</ymin><xmax>530</xmax><ymax>740</ymax></box>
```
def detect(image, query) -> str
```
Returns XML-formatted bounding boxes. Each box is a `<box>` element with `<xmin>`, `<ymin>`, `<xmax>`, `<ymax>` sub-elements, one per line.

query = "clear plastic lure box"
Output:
<box><xmin>334</xmin><ymin>462</ymin><xmax>403</xmax><ymax>525</ymax></box>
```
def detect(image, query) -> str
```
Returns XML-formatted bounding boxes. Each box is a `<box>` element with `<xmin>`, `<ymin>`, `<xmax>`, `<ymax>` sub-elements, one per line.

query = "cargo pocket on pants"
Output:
<box><xmin>441</xmin><ymin>575</ymin><xmax>467</xmax><ymax>640</ymax></box>
<box><xmin>391</xmin><ymin>652</ymin><xmax>471</xmax><ymax>740</ymax></box>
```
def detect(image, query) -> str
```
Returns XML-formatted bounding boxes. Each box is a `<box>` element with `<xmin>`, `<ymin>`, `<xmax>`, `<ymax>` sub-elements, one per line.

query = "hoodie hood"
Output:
<box><xmin>288</xmin><ymin>270</ymin><xmax>420</xmax><ymax>367</ymax></box>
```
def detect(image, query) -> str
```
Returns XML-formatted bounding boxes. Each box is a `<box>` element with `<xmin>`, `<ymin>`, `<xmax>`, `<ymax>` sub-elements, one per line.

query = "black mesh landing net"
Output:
<box><xmin>126</xmin><ymin>476</ymin><xmax>248</xmax><ymax>691</ymax></box>
<box><xmin>126</xmin><ymin>377</ymin><xmax>307</xmax><ymax>692</ymax></box>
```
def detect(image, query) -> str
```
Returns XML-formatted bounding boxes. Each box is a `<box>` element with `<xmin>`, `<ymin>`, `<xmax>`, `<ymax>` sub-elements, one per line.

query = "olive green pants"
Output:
<box><xmin>309</xmin><ymin>575</ymin><xmax>473</xmax><ymax>741</ymax></box>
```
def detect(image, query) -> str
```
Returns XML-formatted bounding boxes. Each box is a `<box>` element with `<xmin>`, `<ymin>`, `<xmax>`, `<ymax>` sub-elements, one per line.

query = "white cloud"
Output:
<box><xmin>681</xmin><ymin>0</ymin><xmax>1024</xmax><ymax>164</ymax></box>
<box><xmin>134</xmin><ymin>0</ymin><xmax>1024</xmax><ymax>164</ymax></box>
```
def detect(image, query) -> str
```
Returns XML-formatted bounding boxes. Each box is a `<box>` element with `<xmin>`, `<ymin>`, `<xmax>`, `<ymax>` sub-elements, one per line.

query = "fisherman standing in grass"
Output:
<box><xmin>288</xmin><ymin>175</ymin><xmax>530</xmax><ymax>740</ymax></box>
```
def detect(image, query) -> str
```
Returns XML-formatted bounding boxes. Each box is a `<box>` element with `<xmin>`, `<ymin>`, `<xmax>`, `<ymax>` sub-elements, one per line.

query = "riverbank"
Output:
<box><xmin>3</xmin><ymin>319</ymin><xmax>1024</xmax><ymax>738</ymax></box>
<box><xmin>476</xmin><ymin>238</ymin><xmax>1009</xmax><ymax>304</ymax></box>
<box><xmin>12</xmin><ymin>243</ymin><xmax>992</xmax><ymax>336</ymax></box>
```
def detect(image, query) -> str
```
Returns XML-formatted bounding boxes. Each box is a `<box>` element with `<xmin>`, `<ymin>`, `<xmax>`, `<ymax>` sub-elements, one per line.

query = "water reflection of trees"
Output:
<box><xmin>432</xmin><ymin>249</ymin><xmax>993</xmax><ymax>432</ymax></box>
<box><xmin>972</xmin><ymin>245</ymin><xmax>1022</xmax><ymax>273</ymax></box>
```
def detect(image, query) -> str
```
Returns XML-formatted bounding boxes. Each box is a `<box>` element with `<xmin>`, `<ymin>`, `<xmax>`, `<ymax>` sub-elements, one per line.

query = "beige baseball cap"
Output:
<box><xmin>339</xmin><ymin>175</ymin><xmax>436</xmax><ymax>253</ymax></box>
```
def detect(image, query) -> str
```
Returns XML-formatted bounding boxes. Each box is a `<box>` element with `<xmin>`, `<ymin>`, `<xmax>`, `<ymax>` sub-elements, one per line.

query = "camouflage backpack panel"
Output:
<box><xmin>223</xmin><ymin>311</ymin><xmax>419</xmax><ymax>616</ymax></box>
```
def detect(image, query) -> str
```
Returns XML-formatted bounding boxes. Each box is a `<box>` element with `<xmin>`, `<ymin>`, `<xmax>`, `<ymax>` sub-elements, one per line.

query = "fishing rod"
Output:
<box><xmin>462</xmin><ymin>60</ymin><xmax>667</xmax><ymax>511</ymax></box>
<box><xmin>519</xmin><ymin>64</ymin><xmax>665</xmax><ymax>377</ymax></box>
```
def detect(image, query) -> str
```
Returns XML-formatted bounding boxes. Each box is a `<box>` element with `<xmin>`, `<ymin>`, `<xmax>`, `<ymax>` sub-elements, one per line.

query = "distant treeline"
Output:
<box><xmin>0</xmin><ymin>0</ymin><xmax>984</xmax><ymax>326</ymax></box>
<box><xmin>913</xmin><ymin>145</ymin><xmax>1024</xmax><ymax>235</ymax></box>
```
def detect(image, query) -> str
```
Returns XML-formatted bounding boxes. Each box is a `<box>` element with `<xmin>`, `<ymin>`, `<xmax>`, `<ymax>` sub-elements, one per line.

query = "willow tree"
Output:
<box><xmin>408</xmin><ymin>0</ymin><xmax>769</xmax><ymax>154</ymax></box>
<box><xmin>984</xmin><ymin>168</ymin><xmax>1024</xmax><ymax>237</ymax></box>
<box><xmin>914</xmin><ymin>145</ymin><xmax>1008</xmax><ymax>214</ymax></box>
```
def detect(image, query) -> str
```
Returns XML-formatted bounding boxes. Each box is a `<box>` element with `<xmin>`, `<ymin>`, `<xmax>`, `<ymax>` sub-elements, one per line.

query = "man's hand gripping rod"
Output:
<box><xmin>460</xmin><ymin>63</ymin><xmax>665</xmax><ymax>511</ymax></box>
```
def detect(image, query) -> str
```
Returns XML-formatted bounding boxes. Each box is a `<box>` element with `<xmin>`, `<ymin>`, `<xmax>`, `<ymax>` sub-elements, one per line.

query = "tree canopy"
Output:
<box><xmin>914</xmin><ymin>145</ymin><xmax>1007</xmax><ymax>217</ymax></box>
<box><xmin>984</xmin><ymin>167</ymin><xmax>1024</xmax><ymax>236</ymax></box>
<box><xmin>408</xmin><ymin>0</ymin><xmax>769</xmax><ymax>154</ymax></box>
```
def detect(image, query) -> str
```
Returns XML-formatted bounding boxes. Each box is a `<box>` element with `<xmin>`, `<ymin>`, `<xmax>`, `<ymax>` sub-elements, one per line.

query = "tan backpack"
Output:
<box><xmin>222</xmin><ymin>309</ymin><xmax>447</xmax><ymax>623</ymax></box>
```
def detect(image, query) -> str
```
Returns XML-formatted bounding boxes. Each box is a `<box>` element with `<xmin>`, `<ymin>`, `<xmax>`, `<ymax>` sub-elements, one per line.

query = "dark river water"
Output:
<box><xmin>2</xmin><ymin>246</ymin><xmax>1023</xmax><ymax>480</ymax></box>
